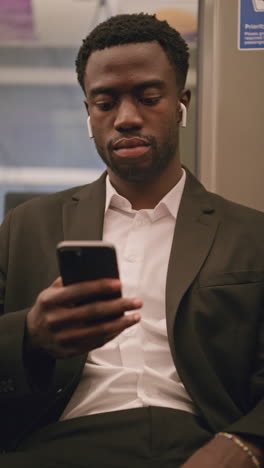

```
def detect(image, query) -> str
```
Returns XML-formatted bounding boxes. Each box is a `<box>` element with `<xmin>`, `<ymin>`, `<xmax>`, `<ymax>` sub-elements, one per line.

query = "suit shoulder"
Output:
<box><xmin>3</xmin><ymin>173</ymin><xmax>106</xmax><ymax>219</ymax></box>
<box><xmin>9</xmin><ymin>185</ymin><xmax>87</xmax><ymax>213</ymax></box>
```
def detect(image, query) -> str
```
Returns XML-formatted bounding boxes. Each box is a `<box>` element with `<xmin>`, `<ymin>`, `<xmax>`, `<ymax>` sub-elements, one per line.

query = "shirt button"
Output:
<box><xmin>137</xmin><ymin>217</ymin><xmax>145</xmax><ymax>226</ymax></box>
<box><xmin>127</xmin><ymin>254</ymin><xmax>137</xmax><ymax>262</ymax></box>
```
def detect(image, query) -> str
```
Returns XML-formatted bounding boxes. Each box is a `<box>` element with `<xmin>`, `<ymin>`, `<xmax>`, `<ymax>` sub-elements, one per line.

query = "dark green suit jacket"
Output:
<box><xmin>0</xmin><ymin>170</ymin><xmax>264</xmax><ymax>451</ymax></box>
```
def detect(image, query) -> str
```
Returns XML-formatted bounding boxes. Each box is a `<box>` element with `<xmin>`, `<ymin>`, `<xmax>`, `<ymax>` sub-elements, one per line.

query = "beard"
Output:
<box><xmin>94</xmin><ymin>130</ymin><xmax>178</xmax><ymax>183</ymax></box>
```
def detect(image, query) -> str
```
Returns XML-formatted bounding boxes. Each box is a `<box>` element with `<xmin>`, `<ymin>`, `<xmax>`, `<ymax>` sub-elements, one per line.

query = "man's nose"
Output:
<box><xmin>114</xmin><ymin>97</ymin><xmax>143</xmax><ymax>132</ymax></box>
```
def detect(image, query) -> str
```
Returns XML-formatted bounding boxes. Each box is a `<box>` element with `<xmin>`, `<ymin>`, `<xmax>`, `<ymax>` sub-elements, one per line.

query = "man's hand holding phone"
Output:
<box><xmin>26</xmin><ymin>242</ymin><xmax>142</xmax><ymax>358</ymax></box>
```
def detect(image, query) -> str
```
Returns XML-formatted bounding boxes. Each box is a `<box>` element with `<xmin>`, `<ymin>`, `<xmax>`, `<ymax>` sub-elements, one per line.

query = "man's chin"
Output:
<box><xmin>108</xmin><ymin>154</ymin><xmax>155</xmax><ymax>182</ymax></box>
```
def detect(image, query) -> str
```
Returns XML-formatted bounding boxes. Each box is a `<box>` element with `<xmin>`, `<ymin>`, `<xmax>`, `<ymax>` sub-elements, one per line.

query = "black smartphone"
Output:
<box><xmin>57</xmin><ymin>241</ymin><xmax>121</xmax><ymax>300</ymax></box>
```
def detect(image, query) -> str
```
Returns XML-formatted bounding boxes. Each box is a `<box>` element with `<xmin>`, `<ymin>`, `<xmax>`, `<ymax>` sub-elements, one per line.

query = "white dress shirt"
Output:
<box><xmin>61</xmin><ymin>169</ymin><xmax>197</xmax><ymax>420</ymax></box>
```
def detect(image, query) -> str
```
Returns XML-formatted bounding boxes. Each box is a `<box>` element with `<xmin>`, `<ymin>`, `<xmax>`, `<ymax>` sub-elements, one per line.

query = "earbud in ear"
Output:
<box><xmin>87</xmin><ymin>116</ymin><xmax>94</xmax><ymax>138</ymax></box>
<box><xmin>180</xmin><ymin>103</ymin><xmax>187</xmax><ymax>128</ymax></box>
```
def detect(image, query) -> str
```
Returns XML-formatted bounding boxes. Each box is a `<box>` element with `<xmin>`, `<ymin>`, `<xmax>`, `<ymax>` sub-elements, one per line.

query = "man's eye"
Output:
<box><xmin>140</xmin><ymin>96</ymin><xmax>161</xmax><ymax>106</ymax></box>
<box><xmin>95</xmin><ymin>101</ymin><xmax>115</xmax><ymax>111</ymax></box>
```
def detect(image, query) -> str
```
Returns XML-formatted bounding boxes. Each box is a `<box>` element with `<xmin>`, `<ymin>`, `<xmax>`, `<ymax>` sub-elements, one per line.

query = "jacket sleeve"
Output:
<box><xmin>224</xmin><ymin>300</ymin><xmax>264</xmax><ymax>441</ymax></box>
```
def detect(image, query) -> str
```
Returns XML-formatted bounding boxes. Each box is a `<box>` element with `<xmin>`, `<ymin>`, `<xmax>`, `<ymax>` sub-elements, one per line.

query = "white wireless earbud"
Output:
<box><xmin>180</xmin><ymin>103</ymin><xmax>187</xmax><ymax>128</ymax></box>
<box><xmin>87</xmin><ymin>116</ymin><xmax>94</xmax><ymax>138</ymax></box>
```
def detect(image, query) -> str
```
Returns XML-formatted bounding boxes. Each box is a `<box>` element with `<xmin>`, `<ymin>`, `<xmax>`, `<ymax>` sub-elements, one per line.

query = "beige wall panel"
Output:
<box><xmin>198</xmin><ymin>0</ymin><xmax>264</xmax><ymax>212</ymax></box>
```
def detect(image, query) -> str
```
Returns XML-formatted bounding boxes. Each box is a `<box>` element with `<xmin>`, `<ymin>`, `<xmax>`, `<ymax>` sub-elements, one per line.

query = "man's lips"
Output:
<box><xmin>113</xmin><ymin>137</ymin><xmax>150</xmax><ymax>150</ymax></box>
<box><xmin>112</xmin><ymin>137</ymin><xmax>151</xmax><ymax>158</ymax></box>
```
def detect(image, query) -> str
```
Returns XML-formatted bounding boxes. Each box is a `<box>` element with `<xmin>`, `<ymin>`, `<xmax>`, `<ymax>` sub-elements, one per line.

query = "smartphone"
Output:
<box><xmin>57</xmin><ymin>241</ymin><xmax>121</xmax><ymax>300</ymax></box>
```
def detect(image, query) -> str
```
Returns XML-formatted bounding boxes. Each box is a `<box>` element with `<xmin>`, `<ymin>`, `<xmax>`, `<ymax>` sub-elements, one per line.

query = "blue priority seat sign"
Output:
<box><xmin>239</xmin><ymin>0</ymin><xmax>264</xmax><ymax>49</ymax></box>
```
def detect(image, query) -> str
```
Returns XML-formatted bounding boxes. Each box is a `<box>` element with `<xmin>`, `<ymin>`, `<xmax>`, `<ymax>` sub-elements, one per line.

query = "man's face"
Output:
<box><xmin>84</xmin><ymin>41</ymin><xmax>187</xmax><ymax>183</ymax></box>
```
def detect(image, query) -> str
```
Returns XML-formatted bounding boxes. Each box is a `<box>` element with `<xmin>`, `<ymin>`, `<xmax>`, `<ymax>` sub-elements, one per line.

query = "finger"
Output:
<box><xmin>45</xmin><ymin>297</ymin><xmax>143</xmax><ymax>330</ymax></box>
<box><xmin>37</xmin><ymin>278</ymin><xmax>122</xmax><ymax>310</ymax></box>
<box><xmin>56</xmin><ymin>311</ymin><xmax>141</xmax><ymax>349</ymax></box>
<box><xmin>75</xmin><ymin>297</ymin><xmax>142</xmax><ymax>323</ymax></box>
<box><xmin>51</xmin><ymin>278</ymin><xmax>122</xmax><ymax>306</ymax></box>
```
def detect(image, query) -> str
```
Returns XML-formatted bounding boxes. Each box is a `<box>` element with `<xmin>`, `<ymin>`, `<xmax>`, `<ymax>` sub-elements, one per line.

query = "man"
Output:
<box><xmin>0</xmin><ymin>13</ymin><xmax>264</xmax><ymax>468</ymax></box>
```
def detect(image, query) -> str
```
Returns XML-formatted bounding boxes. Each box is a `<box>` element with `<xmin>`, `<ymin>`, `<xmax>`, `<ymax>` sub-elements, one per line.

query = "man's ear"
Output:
<box><xmin>180</xmin><ymin>88</ymin><xmax>191</xmax><ymax>109</ymax></box>
<box><xmin>84</xmin><ymin>100</ymin><xmax>89</xmax><ymax>114</ymax></box>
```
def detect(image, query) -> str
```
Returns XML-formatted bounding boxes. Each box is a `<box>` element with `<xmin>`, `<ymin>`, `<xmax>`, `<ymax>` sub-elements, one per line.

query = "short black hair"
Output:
<box><xmin>76</xmin><ymin>13</ymin><xmax>189</xmax><ymax>94</ymax></box>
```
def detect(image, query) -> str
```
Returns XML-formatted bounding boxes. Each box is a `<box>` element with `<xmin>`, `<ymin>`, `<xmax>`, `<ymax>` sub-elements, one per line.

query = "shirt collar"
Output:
<box><xmin>104</xmin><ymin>169</ymin><xmax>186</xmax><ymax>220</ymax></box>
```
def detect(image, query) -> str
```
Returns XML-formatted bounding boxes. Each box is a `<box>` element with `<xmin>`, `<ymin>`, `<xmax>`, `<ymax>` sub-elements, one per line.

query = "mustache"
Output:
<box><xmin>107</xmin><ymin>134</ymin><xmax>157</xmax><ymax>151</ymax></box>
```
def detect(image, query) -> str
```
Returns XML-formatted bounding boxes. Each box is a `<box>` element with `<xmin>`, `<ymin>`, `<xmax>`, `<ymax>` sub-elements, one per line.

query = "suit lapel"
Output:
<box><xmin>166</xmin><ymin>170</ymin><xmax>220</xmax><ymax>359</ymax></box>
<box><xmin>62</xmin><ymin>172</ymin><xmax>107</xmax><ymax>241</ymax></box>
<box><xmin>165</xmin><ymin>172</ymin><xmax>247</xmax><ymax>429</ymax></box>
